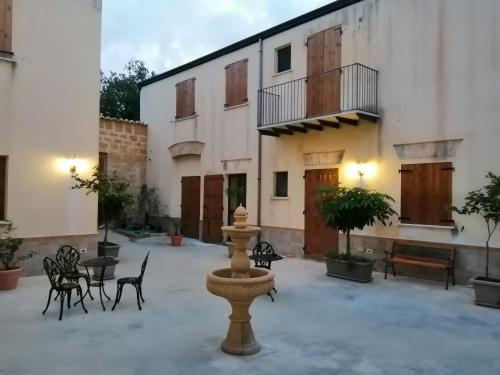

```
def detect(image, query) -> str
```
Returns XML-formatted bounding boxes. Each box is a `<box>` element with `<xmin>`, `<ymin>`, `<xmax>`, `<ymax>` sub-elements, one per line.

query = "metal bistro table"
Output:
<box><xmin>78</xmin><ymin>256</ymin><xmax>119</xmax><ymax>311</ymax></box>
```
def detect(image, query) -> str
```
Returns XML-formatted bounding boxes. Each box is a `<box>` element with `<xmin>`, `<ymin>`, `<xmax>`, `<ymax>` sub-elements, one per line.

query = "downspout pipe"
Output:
<box><xmin>257</xmin><ymin>38</ymin><xmax>263</xmax><ymax>239</ymax></box>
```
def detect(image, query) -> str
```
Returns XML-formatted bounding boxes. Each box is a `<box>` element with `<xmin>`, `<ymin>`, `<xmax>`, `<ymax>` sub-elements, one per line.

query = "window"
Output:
<box><xmin>225</xmin><ymin>59</ymin><xmax>248</xmax><ymax>107</ymax></box>
<box><xmin>0</xmin><ymin>0</ymin><xmax>12</xmax><ymax>55</ymax></box>
<box><xmin>400</xmin><ymin>162</ymin><xmax>453</xmax><ymax>226</ymax></box>
<box><xmin>0</xmin><ymin>156</ymin><xmax>6</xmax><ymax>220</ymax></box>
<box><xmin>175</xmin><ymin>78</ymin><xmax>195</xmax><ymax>119</ymax></box>
<box><xmin>274</xmin><ymin>171</ymin><xmax>288</xmax><ymax>197</ymax></box>
<box><xmin>276</xmin><ymin>45</ymin><xmax>291</xmax><ymax>73</ymax></box>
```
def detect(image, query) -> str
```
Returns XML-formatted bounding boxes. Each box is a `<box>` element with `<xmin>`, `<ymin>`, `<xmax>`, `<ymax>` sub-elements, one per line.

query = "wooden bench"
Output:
<box><xmin>383</xmin><ymin>240</ymin><xmax>456</xmax><ymax>289</ymax></box>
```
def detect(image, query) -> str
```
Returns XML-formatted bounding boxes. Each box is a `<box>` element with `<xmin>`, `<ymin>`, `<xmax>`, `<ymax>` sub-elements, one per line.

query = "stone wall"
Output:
<box><xmin>99</xmin><ymin>116</ymin><xmax>148</xmax><ymax>195</ymax></box>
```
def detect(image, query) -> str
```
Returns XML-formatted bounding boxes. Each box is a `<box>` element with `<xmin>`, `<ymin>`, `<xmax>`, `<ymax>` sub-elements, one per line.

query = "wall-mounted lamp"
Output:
<box><xmin>68</xmin><ymin>155</ymin><xmax>77</xmax><ymax>175</ymax></box>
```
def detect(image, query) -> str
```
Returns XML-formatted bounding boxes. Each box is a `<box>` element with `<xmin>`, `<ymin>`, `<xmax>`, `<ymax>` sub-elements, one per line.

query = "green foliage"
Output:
<box><xmin>100</xmin><ymin>59</ymin><xmax>155</xmax><ymax>121</ymax></box>
<box><xmin>71</xmin><ymin>166</ymin><xmax>134</xmax><ymax>244</ymax></box>
<box><xmin>319</xmin><ymin>186</ymin><xmax>397</xmax><ymax>258</ymax></box>
<box><xmin>452</xmin><ymin>172</ymin><xmax>500</xmax><ymax>278</ymax></box>
<box><xmin>170</xmin><ymin>218</ymin><xmax>181</xmax><ymax>236</ymax></box>
<box><xmin>0</xmin><ymin>226</ymin><xmax>35</xmax><ymax>270</ymax></box>
<box><xmin>137</xmin><ymin>184</ymin><xmax>161</xmax><ymax>217</ymax></box>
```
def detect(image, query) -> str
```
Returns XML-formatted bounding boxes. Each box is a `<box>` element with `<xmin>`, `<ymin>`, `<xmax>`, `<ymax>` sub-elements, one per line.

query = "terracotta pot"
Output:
<box><xmin>0</xmin><ymin>267</ymin><xmax>23</xmax><ymax>290</ymax></box>
<box><xmin>170</xmin><ymin>235</ymin><xmax>183</xmax><ymax>246</ymax></box>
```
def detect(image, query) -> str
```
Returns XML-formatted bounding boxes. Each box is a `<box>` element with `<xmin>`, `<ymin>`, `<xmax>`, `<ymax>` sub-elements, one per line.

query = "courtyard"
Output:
<box><xmin>0</xmin><ymin>232</ymin><xmax>499</xmax><ymax>375</ymax></box>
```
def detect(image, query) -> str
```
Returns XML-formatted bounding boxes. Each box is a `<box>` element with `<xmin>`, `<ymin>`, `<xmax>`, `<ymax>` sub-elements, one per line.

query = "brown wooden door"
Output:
<box><xmin>0</xmin><ymin>156</ymin><xmax>6</xmax><ymax>220</ymax></box>
<box><xmin>181</xmin><ymin>176</ymin><xmax>200</xmax><ymax>238</ymax></box>
<box><xmin>203</xmin><ymin>174</ymin><xmax>224</xmax><ymax>243</ymax></box>
<box><xmin>304</xmin><ymin>168</ymin><xmax>339</xmax><ymax>257</ymax></box>
<box><xmin>306</xmin><ymin>26</ymin><xmax>341</xmax><ymax>117</ymax></box>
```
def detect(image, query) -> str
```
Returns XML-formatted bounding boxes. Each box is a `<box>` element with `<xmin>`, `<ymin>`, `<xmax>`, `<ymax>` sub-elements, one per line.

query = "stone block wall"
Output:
<box><xmin>99</xmin><ymin>116</ymin><xmax>148</xmax><ymax>196</ymax></box>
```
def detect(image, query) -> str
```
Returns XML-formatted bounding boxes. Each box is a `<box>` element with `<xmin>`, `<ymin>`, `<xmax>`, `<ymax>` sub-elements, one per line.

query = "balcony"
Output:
<box><xmin>257</xmin><ymin>63</ymin><xmax>379</xmax><ymax>136</ymax></box>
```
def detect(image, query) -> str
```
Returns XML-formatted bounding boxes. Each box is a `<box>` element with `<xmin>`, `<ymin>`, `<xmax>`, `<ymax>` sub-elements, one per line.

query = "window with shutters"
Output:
<box><xmin>275</xmin><ymin>44</ymin><xmax>291</xmax><ymax>73</ymax></box>
<box><xmin>0</xmin><ymin>156</ymin><xmax>7</xmax><ymax>220</ymax></box>
<box><xmin>400</xmin><ymin>162</ymin><xmax>453</xmax><ymax>226</ymax></box>
<box><xmin>175</xmin><ymin>78</ymin><xmax>195</xmax><ymax>119</ymax></box>
<box><xmin>274</xmin><ymin>171</ymin><xmax>288</xmax><ymax>197</ymax></box>
<box><xmin>225</xmin><ymin>59</ymin><xmax>248</xmax><ymax>108</ymax></box>
<box><xmin>0</xmin><ymin>0</ymin><xmax>13</xmax><ymax>55</ymax></box>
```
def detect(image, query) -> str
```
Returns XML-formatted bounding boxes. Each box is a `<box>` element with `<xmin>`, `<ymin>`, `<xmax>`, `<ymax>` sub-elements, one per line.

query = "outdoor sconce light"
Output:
<box><xmin>68</xmin><ymin>155</ymin><xmax>77</xmax><ymax>175</ymax></box>
<box><xmin>357</xmin><ymin>162</ymin><xmax>366</xmax><ymax>178</ymax></box>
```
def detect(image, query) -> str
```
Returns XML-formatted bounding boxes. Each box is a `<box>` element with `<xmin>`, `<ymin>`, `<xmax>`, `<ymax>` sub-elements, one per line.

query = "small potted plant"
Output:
<box><xmin>319</xmin><ymin>185</ymin><xmax>397</xmax><ymax>282</ymax></box>
<box><xmin>72</xmin><ymin>166</ymin><xmax>133</xmax><ymax>279</ymax></box>
<box><xmin>170</xmin><ymin>218</ymin><xmax>183</xmax><ymax>246</ymax></box>
<box><xmin>453</xmin><ymin>172</ymin><xmax>500</xmax><ymax>308</ymax></box>
<box><xmin>0</xmin><ymin>225</ymin><xmax>35</xmax><ymax>290</ymax></box>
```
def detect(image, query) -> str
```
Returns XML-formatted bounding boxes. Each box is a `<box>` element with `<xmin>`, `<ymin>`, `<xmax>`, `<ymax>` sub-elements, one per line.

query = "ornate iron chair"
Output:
<box><xmin>112</xmin><ymin>251</ymin><xmax>150</xmax><ymax>311</ymax></box>
<box><xmin>42</xmin><ymin>257</ymin><xmax>88</xmax><ymax>320</ymax></box>
<box><xmin>55</xmin><ymin>245</ymin><xmax>93</xmax><ymax>301</ymax></box>
<box><xmin>252</xmin><ymin>241</ymin><xmax>278</xmax><ymax>302</ymax></box>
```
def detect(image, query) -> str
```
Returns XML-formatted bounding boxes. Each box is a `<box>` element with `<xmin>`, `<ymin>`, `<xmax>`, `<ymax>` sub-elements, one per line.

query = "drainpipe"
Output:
<box><xmin>257</xmin><ymin>38</ymin><xmax>263</xmax><ymax>240</ymax></box>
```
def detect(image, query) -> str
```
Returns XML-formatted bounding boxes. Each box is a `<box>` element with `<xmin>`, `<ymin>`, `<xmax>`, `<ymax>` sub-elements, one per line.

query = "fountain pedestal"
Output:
<box><xmin>206</xmin><ymin>206</ymin><xmax>274</xmax><ymax>355</ymax></box>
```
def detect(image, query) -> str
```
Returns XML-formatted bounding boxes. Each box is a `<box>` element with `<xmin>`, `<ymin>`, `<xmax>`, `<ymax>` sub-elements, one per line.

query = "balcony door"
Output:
<box><xmin>304</xmin><ymin>168</ymin><xmax>339</xmax><ymax>257</ymax></box>
<box><xmin>306</xmin><ymin>26</ymin><xmax>341</xmax><ymax>118</ymax></box>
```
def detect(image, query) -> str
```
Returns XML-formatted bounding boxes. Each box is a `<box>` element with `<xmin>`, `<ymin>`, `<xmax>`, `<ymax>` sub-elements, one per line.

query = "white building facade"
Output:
<box><xmin>141</xmin><ymin>0</ymin><xmax>500</xmax><ymax>284</ymax></box>
<box><xmin>0</xmin><ymin>0</ymin><xmax>102</xmax><ymax>274</ymax></box>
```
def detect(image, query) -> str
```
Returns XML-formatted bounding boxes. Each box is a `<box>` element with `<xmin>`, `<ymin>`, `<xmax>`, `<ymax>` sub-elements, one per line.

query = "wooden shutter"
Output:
<box><xmin>400</xmin><ymin>162</ymin><xmax>453</xmax><ymax>225</ymax></box>
<box><xmin>225</xmin><ymin>59</ymin><xmax>248</xmax><ymax>107</ymax></box>
<box><xmin>98</xmin><ymin>152</ymin><xmax>108</xmax><ymax>176</ymax></box>
<box><xmin>175</xmin><ymin>78</ymin><xmax>195</xmax><ymax>119</ymax></box>
<box><xmin>0</xmin><ymin>156</ymin><xmax>6</xmax><ymax>220</ymax></box>
<box><xmin>0</xmin><ymin>0</ymin><xmax>12</xmax><ymax>53</ymax></box>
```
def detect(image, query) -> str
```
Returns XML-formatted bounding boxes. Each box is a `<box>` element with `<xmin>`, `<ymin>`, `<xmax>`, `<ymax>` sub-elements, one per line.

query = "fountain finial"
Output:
<box><xmin>233</xmin><ymin>204</ymin><xmax>248</xmax><ymax>229</ymax></box>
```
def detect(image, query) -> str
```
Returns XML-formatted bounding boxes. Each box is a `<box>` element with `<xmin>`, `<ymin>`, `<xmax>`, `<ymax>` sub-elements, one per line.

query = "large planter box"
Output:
<box><xmin>94</xmin><ymin>242</ymin><xmax>120</xmax><ymax>280</ymax></box>
<box><xmin>471</xmin><ymin>276</ymin><xmax>500</xmax><ymax>308</ymax></box>
<box><xmin>326</xmin><ymin>258</ymin><xmax>375</xmax><ymax>283</ymax></box>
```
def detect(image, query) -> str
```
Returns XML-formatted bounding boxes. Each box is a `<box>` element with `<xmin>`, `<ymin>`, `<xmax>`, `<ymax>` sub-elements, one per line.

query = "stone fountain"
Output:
<box><xmin>206</xmin><ymin>205</ymin><xmax>274</xmax><ymax>355</ymax></box>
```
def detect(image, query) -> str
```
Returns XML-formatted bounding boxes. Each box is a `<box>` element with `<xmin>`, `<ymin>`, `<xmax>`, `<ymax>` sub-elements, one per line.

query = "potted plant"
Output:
<box><xmin>453</xmin><ymin>172</ymin><xmax>500</xmax><ymax>308</ymax></box>
<box><xmin>0</xmin><ymin>225</ymin><xmax>35</xmax><ymax>290</ymax></box>
<box><xmin>170</xmin><ymin>218</ymin><xmax>183</xmax><ymax>246</ymax></box>
<box><xmin>319</xmin><ymin>185</ymin><xmax>397</xmax><ymax>282</ymax></box>
<box><xmin>72</xmin><ymin>166</ymin><xmax>133</xmax><ymax>279</ymax></box>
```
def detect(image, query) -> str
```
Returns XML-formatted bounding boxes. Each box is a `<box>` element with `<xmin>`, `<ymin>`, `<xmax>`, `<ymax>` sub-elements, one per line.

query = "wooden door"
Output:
<box><xmin>304</xmin><ymin>169</ymin><xmax>339</xmax><ymax>257</ymax></box>
<box><xmin>227</xmin><ymin>174</ymin><xmax>246</xmax><ymax>226</ymax></box>
<box><xmin>203</xmin><ymin>174</ymin><xmax>224</xmax><ymax>243</ymax></box>
<box><xmin>181</xmin><ymin>176</ymin><xmax>200</xmax><ymax>238</ymax></box>
<box><xmin>306</xmin><ymin>26</ymin><xmax>341</xmax><ymax>117</ymax></box>
<box><xmin>0</xmin><ymin>156</ymin><xmax>6</xmax><ymax>220</ymax></box>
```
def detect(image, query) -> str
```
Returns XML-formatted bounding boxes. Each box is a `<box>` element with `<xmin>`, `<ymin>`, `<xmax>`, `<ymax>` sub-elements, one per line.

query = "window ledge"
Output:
<box><xmin>271</xmin><ymin>196</ymin><xmax>289</xmax><ymax>200</ymax></box>
<box><xmin>399</xmin><ymin>223</ymin><xmax>454</xmax><ymax>230</ymax></box>
<box><xmin>224</xmin><ymin>102</ymin><xmax>249</xmax><ymax>111</ymax></box>
<box><xmin>0</xmin><ymin>54</ymin><xmax>16</xmax><ymax>64</ymax></box>
<box><xmin>173</xmin><ymin>114</ymin><xmax>198</xmax><ymax>123</ymax></box>
<box><xmin>272</xmin><ymin>69</ymin><xmax>292</xmax><ymax>77</ymax></box>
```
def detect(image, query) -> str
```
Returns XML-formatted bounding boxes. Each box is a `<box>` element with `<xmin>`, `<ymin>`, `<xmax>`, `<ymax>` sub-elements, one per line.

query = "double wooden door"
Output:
<box><xmin>0</xmin><ymin>157</ymin><xmax>6</xmax><ymax>220</ymax></box>
<box><xmin>306</xmin><ymin>26</ymin><xmax>341</xmax><ymax>117</ymax></box>
<box><xmin>203</xmin><ymin>174</ymin><xmax>224</xmax><ymax>243</ymax></box>
<box><xmin>304</xmin><ymin>168</ymin><xmax>339</xmax><ymax>257</ymax></box>
<box><xmin>181</xmin><ymin>176</ymin><xmax>200</xmax><ymax>238</ymax></box>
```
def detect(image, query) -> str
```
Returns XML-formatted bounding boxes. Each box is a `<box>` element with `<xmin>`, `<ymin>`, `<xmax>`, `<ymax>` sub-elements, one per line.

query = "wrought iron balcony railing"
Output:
<box><xmin>257</xmin><ymin>63</ymin><xmax>378</xmax><ymax>128</ymax></box>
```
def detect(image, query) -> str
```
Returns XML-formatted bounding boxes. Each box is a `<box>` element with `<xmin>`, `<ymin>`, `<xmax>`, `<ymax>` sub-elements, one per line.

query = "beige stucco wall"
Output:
<box><xmin>0</xmin><ymin>0</ymin><xmax>101</xmax><ymax>240</ymax></box>
<box><xmin>142</xmin><ymin>0</ymin><xmax>500</xmax><ymax>250</ymax></box>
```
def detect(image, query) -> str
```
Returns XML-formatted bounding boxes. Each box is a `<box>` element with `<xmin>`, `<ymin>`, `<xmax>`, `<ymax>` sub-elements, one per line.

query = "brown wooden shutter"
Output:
<box><xmin>0</xmin><ymin>0</ymin><xmax>12</xmax><ymax>53</ymax></box>
<box><xmin>225</xmin><ymin>59</ymin><xmax>248</xmax><ymax>107</ymax></box>
<box><xmin>98</xmin><ymin>152</ymin><xmax>108</xmax><ymax>176</ymax></box>
<box><xmin>175</xmin><ymin>78</ymin><xmax>195</xmax><ymax>119</ymax></box>
<box><xmin>0</xmin><ymin>156</ymin><xmax>6</xmax><ymax>220</ymax></box>
<box><xmin>400</xmin><ymin>162</ymin><xmax>453</xmax><ymax>225</ymax></box>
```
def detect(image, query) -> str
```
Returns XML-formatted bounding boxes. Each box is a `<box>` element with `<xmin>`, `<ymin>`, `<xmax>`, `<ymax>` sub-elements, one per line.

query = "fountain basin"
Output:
<box><xmin>207</xmin><ymin>267</ymin><xmax>274</xmax><ymax>301</ymax></box>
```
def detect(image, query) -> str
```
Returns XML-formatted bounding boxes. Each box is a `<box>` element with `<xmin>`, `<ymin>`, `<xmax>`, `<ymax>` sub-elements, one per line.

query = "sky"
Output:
<box><xmin>101</xmin><ymin>0</ymin><xmax>333</xmax><ymax>75</ymax></box>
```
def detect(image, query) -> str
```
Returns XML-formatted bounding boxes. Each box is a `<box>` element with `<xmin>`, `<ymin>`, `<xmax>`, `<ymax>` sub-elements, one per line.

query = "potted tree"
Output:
<box><xmin>453</xmin><ymin>172</ymin><xmax>500</xmax><ymax>308</ymax></box>
<box><xmin>72</xmin><ymin>166</ymin><xmax>133</xmax><ymax>279</ymax></box>
<box><xmin>0</xmin><ymin>225</ymin><xmax>35</xmax><ymax>290</ymax></box>
<box><xmin>319</xmin><ymin>186</ymin><xmax>396</xmax><ymax>282</ymax></box>
<box><xmin>170</xmin><ymin>218</ymin><xmax>183</xmax><ymax>246</ymax></box>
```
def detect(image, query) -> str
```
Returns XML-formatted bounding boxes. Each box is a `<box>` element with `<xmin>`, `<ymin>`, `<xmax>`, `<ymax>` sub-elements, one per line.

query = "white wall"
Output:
<box><xmin>142</xmin><ymin>0</ymin><xmax>500</xmax><ymax>248</ymax></box>
<box><xmin>0</xmin><ymin>0</ymin><xmax>101</xmax><ymax>238</ymax></box>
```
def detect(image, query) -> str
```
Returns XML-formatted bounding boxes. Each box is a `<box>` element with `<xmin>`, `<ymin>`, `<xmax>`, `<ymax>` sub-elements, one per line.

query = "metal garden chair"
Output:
<box><xmin>251</xmin><ymin>241</ymin><xmax>279</xmax><ymax>302</ymax></box>
<box><xmin>42</xmin><ymin>257</ymin><xmax>88</xmax><ymax>320</ymax></box>
<box><xmin>112</xmin><ymin>251</ymin><xmax>150</xmax><ymax>311</ymax></box>
<box><xmin>55</xmin><ymin>245</ymin><xmax>93</xmax><ymax>301</ymax></box>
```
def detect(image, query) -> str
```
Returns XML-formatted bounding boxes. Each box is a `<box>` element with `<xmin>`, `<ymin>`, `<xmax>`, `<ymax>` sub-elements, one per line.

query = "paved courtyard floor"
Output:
<box><xmin>1</xmin><ymin>232</ymin><xmax>500</xmax><ymax>375</ymax></box>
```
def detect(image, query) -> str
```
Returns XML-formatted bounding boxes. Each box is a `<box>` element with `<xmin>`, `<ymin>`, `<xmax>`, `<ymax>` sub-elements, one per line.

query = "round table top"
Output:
<box><xmin>249</xmin><ymin>254</ymin><xmax>283</xmax><ymax>262</ymax></box>
<box><xmin>79</xmin><ymin>256</ymin><xmax>119</xmax><ymax>268</ymax></box>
